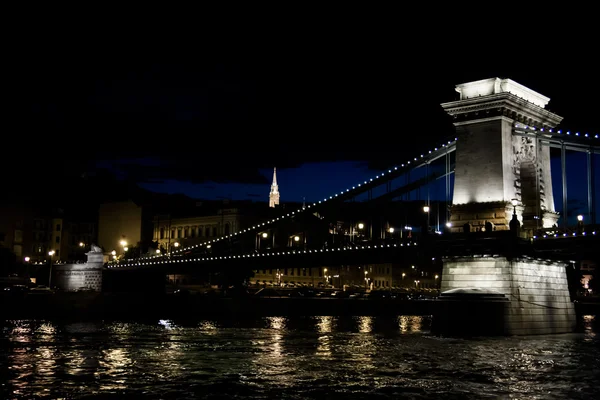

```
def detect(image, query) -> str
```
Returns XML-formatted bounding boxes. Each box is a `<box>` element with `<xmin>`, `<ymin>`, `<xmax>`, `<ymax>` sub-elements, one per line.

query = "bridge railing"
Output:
<box><xmin>533</xmin><ymin>224</ymin><xmax>599</xmax><ymax>238</ymax></box>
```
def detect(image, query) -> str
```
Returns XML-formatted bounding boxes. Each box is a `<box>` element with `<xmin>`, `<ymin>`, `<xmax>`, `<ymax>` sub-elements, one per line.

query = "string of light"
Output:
<box><xmin>533</xmin><ymin>230</ymin><xmax>596</xmax><ymax>239</ymax></box>
<box><xmin>120</xmin><ymin>137</ymin><xmax>459</xmax><ymax>263</ymax></box>
<box><xmin>108</xmin><ymin>242</ymin><xmax>418</xmax><ymax>268</ymax></box>
<box><xmin>514</xmin><ymin>123</ymin><xmax>599</xmax><ymax>139</ymax></box>
<box><xmin>110</xmin><ymin>123</ymin><xmax>596</xmax><ymax>267</ymax></box>
<box><xmin>108</xmin><ymin>228</ymin><xmax>598</xmax><ymax>269</ymax></box>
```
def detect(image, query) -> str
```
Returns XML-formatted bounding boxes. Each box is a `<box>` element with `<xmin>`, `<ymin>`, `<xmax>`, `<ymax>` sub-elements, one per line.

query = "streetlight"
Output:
<box><xmin>24</xmin><ymin>256</ymin><xmax>31</xmax><ymax>281</ymax></box>
<box><xmin>358</xmin><ymin>223</ymin><xmax>364</xmax><ymax>230</ymax></box>
<box><xmin>511</xmin><ymin>199</ymin><xmax>518</xmax><ymax>215</ymax></box>
<box><xmin>423</xmin><ymin>205</ymin><xmax>430</xmax><ymax>233</ymax></box>
<box><xmin>48</xmin><ymin>250</ymin><xmax>55</xmax><ymax>288</ymax></box>
<box><xmin>276</xmin><ymin>269</ymin><xmax>282</xmax><ymax>286</ymax></box>
<box><xmin>577</xmin><ymin>214</ymin><xmax>584</xmax><ymax>233</ymax></box>
<box><xmin>510</xmin><ymin>199</ymin><xmax>521</xmax><ymax>233</ymax></box>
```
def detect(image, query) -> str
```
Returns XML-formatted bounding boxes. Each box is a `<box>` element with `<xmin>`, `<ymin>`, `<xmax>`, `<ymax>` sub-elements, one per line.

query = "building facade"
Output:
<box><xmin>153</xmin><ymin>207</ymin><xmax>256</xmax><ymax>253</ymax></box>
<box><xmin>0</xmin><ymin>204</ymin><xmax>94</xmax><ymax>264</ymax></box>
<box><xmin>97</xmin><ymin>199</ymin><xmax>150</xmax><ymax>255</ymax></box>
<box><xmin>250</xmin><ymin>263</ymin><xmax>439</xmax><ymax>290</ymax></box>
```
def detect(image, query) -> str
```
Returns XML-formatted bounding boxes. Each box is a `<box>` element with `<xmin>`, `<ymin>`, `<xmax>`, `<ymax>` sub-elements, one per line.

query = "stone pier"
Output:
<box><xmin>432</xmin><ymin>255</ymin><xmax>576</xmax><ymax>335</ymax></box>
<box><xmin>53</xmin><ymin>246</ymin><xmax>105</xmax><ymax>292</ymax></box>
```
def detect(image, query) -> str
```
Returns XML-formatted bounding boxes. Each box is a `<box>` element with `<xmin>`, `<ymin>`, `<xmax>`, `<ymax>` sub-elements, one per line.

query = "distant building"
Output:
<box><xmin>97</xmin><ymin>199</ymin><xmax>153</xmax><ymax>255</ymax></box>
<box><xmin>153</xmin><ymin>202</ymin><xmax>270</xmax><ymax>253</ymax></box>
<box><xmin>269</xmin><ymin>167</ymin><xmax>280</xmax><ymax>208</ymax></box>
<box><xmin>0</xmin><ymin>204</ymin><xmax>97</xmax><ymax>264</ymax></box>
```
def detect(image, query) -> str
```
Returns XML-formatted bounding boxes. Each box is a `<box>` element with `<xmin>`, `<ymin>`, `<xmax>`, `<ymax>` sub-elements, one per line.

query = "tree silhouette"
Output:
<box><xmin>0</xmin><ymin>245</ymin><xmax>17</xmax><ymax>276</ymax></box>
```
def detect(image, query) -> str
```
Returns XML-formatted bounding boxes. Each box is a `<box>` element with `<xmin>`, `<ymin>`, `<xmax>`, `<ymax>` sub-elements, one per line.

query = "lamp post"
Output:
<box><xmin>510</xmin><ymin>199</ymin><xmax>520</xmax><ymax>234</ymax></box>
<box><xmin>119</xmin><ymin>239</ymin><xmax>127</xmax><ymax>254</ymax></box>
<box><xmin>48</xmin><ymin>250</ymin><xmax>55</xmax><ymax>288</ymax></box>
<box><xmin>577</xmin><ymin>214</ymin><xmax>584</xmax><ymax>234</ymax></box>
<box><xmin>423</xmin><ymin>205</ymin><xmax>430</xmax><ymax>234</ymax></box>
<box><xmin>24</xmin><ymin>256</ymin><xmax>31</xmax><ymax>282</ymax></box>
<box><xmin>257</xmin><ymin>232</ymin><xmax>268</xmax><ymax>250</ymax></box>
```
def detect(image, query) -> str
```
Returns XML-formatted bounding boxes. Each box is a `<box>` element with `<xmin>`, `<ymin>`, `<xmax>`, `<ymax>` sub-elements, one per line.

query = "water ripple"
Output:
<box><xmin>0</xmin><ymin>316</ymin><xmax>598</xmax><ymax>399</ymax></box>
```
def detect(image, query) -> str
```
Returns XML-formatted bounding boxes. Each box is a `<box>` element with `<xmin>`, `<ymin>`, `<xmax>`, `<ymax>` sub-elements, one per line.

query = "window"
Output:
<box><xmin>224</xmin><ymin>223</ymin><xmax>230</xmax><ymax>235</ymax></box>
<box><xmin>205</xmin><ymin>227</ymin><xmax>210</xmax><ymax>237</ymax></box>
<box><xmin>171</xmin><ymin>229</ymin><xmax>175</xmax><ymax>239</ymax></box>
<box><xmin>160</xmin><ymin>228</ymin><xmax>165</xmax><ymax>239</ymax></box>
<box><xmin>212</xmin><ymin>227</ymin><xmax>217</xmax><ymax>236</ymax></box>
<box><xmin>55</xmin><ymin>236</ymin><xmax>60</xmax><ymax>243</ymax></box>
<box><xmin>184</xmin><ymin>228</ymin><xmax>188</xmax><ymax>238</ymax></box>
<box><xmin>56</xmin><ymin>224</ymin><xmax>61</xmax><ymax>232</ymax></box>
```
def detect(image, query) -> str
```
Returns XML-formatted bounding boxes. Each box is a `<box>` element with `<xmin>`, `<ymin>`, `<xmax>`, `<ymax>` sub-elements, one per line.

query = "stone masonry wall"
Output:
<box><xmin>441</xmin><ymin>256</ymin><xmax>576</xmax><ymax>335</ymax></box>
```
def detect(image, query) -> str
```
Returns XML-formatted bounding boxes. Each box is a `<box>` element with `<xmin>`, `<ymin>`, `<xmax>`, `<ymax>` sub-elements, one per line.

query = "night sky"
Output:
<box><xmin>5</xmin><ymin>31</ymin><xmax>599</xmax><ymax>220</ymax></box>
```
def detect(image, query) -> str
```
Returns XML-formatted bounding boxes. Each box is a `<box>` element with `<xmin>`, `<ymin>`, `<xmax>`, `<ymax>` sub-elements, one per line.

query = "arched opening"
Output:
<box><xmin>224</xmin><ymin>223</ymin><xmax>230</xmax><ymax>235</ymax></box>
<box><xmin>520</xmin><ymin>161</ymin><xmax>538</xmax><ymax>227</ymax></box>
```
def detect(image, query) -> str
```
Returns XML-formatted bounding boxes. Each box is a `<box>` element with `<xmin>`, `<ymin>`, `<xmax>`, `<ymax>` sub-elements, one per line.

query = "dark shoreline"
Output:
<box><xmin>2</xmin><ymin>292</ymin><xmax>598</xmax><ymax>320</ymax></box>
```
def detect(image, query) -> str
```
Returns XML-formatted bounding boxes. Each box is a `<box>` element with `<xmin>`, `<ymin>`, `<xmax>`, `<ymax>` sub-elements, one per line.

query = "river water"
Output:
<box><xmin>1</xmin><ymin>315</ymin><xmax>598</xmax><ymax>399</ymax></box>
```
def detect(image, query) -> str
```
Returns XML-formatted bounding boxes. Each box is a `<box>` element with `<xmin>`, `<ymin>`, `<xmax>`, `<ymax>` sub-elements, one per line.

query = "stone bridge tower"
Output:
<box><xmin>441</xmin><ymin>77</ymin><xmax>563</xmax><ymax>236</ymax></box>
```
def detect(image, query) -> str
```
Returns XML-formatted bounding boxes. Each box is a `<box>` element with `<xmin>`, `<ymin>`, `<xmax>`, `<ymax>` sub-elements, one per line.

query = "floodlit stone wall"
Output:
<box><xmin>441</xmin><ymin>256</ymin><xmax>576</xmax><ymax>335</ymax></box>
<box><xmin>53</xmin><ymin>251</ymin><xmax>104</xmax><ymax>292</ymax></box>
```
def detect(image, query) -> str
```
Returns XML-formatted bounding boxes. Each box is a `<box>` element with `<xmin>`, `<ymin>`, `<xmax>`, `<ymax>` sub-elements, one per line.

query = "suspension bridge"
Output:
<box><xmin>105</xmin><ymin>78</ymin><xmax>600</xmax><ymax>281</ymax></box>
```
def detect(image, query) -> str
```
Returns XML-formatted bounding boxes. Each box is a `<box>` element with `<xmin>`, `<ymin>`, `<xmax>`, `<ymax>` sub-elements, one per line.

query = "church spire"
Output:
<box><xmin>269</xmin><ymin>167</ymin><xmax>280</xmax><ymax>208</ymax></box>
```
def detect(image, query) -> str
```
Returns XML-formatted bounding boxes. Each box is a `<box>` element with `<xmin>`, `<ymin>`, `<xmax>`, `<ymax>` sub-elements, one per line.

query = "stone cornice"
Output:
<box><xmin>441</xmin><ymin>92</ymin><xmax>563</xmax><ymax>128</ymax></box>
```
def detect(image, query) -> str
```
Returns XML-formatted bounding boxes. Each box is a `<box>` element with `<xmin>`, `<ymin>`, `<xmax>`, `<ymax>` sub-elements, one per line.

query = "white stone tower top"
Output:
<box><xmin>455</xmin><ymin>77</ymin><xmax>550</xmax><ymax>108</ymax></box>
<box><xmin>269</xmin><ymin>167</ymin><xmax>280</xmax><ymax>208</ymax></box>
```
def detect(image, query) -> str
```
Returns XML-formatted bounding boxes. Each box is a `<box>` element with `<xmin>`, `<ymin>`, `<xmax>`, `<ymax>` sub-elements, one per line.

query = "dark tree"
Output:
<box><xmin>0</xmin><ymin>246</ymin><xmax>17</xmax><ymax>276</ymax></box>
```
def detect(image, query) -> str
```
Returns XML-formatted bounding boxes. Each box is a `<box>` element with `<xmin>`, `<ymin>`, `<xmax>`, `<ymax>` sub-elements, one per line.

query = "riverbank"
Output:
<box><xmin>2</xmin><ymin>292</ymin><xmax>598</xmax><ymax>320</ymax></box>
<box><xmin>1</xmin><ymin>292</ymin><xmax>435</xmax><ymax>319</ymax></box>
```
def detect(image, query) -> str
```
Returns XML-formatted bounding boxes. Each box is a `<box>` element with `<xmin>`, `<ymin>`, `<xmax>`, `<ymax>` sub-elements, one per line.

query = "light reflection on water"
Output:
<box><xmin>1</xmin><ymin>315</ymin><xmax>598</xmax><ymax>399</ymax></box>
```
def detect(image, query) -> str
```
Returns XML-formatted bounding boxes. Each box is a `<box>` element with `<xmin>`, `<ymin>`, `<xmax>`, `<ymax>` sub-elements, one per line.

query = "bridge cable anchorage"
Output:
<box><xmin>118</xmin><ymin>136</ymin><xmax>459</xmax><ymax>265</ymax></box>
